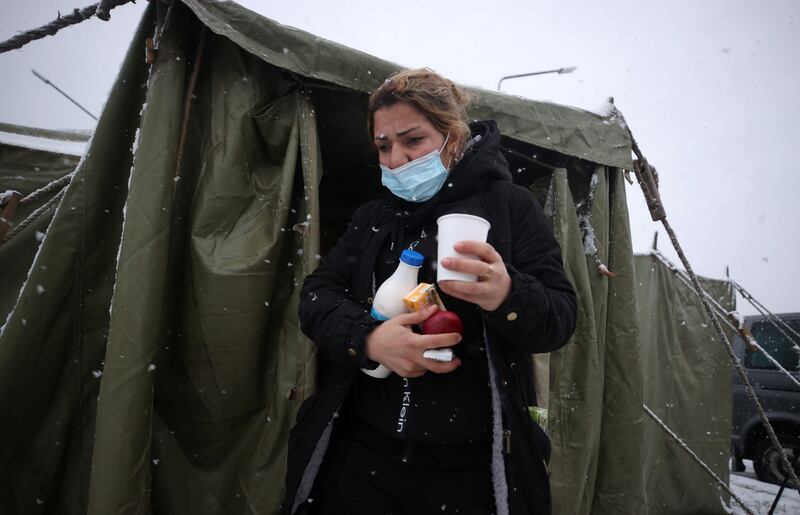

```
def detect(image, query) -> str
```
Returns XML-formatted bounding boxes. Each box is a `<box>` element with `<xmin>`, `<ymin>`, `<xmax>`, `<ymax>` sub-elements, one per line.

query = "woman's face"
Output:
<box><xmin>373</xmin><ymin>102</ymin><xmax>453</xmax><ymax>170</ymax></box>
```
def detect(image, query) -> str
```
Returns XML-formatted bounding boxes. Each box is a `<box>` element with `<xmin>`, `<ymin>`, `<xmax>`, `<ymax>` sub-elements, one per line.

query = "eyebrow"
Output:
<box><xmin>374</xmin><ymin>125</ymin><xmax>421</xmax><ymax>141</ymax></box>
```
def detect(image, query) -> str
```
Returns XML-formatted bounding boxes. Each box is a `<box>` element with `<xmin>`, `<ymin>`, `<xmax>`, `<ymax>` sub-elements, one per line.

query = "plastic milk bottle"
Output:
<box><xmin>361</xmin><ymin>249</ymin><xmax>423</xmax><ymax>378</ymax></box>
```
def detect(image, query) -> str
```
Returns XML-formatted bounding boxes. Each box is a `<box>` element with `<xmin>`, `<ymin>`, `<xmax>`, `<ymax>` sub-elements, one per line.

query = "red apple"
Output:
<box><xmin>422</xmin><ymin>310</ymin><xmax>463</xmax><ymax>335</ymax></box>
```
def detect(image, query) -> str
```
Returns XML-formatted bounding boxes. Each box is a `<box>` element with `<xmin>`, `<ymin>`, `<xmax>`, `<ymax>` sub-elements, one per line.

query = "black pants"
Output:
<box><xmin>308</xmin><ymin>422</ymin><xmax>496</xmax><ymax>515</ymax></box>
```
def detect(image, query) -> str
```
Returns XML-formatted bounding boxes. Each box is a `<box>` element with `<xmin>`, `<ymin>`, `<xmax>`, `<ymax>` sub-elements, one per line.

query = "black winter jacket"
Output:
<box><xmin>282</xmin><ymin>121</ymin><xmax>577</xmax><ymax>515</ymax></box>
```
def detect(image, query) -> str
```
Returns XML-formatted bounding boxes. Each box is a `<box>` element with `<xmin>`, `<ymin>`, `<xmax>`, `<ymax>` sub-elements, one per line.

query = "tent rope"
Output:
<box><xmin>731</xmin><ymin>280</ymin><xmax>800</xmax><ymax>356</ymax></box>
<box><xmin>499</xmin><ymin>145</ymin><xmax>557</xmax><ymax>172</ymax></box>
<box><xmin>95</xmin><ymin>0</ymin><xmax>131</xmax><ymax>21</ymax></box>
<box><xmin>20</xmin><ymin>172</ymin><xmax>74</xmax><ymax>206</ymax></box>
<box><xmin>0</xmin><ymin>171</ymin><xmax>75</xmax><ymax>244</ymax></box>
<box><xmin>643</xmin><ymin>404</ymin><xmax>756</xmax><ymax>515</ymax></box>
<box><xmin>0</xmin><ymin>173</ymin><xmax>73</xmax><ymax>244</ymax></box>
<box><xmin>173</xmin><ymin>26</ymin><xmax>207</xmax><ymax>200</ymax></box>
<box><xmin>652</xmin><ymin>249</ymin><xmax>800</xmax><ymax>388</ymax></box>
<box><xmin>1</xmin><ymin>188</ymin><xmax>65</xmax><ymax>244</ymax></box>
<box><xmin>0</xmin><ymin>0</ymin><xmax>135</xmax><ymax>55</ymax></box>
<box><xmin>609</xmin><ymin>100</ymin><xmax>800</xmax><ymax>495</ymax></box>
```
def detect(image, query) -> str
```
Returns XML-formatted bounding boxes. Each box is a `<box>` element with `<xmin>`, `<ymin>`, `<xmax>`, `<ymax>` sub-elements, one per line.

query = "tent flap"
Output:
<box><xmin>0</xmin><ymin>5</ymin><xmax>152</xmax><ymax>514</ymax></box>
<box><xmin>546</xmin><ymin>166</ymin><xmax>646</xmax><ymax>515</ymax></box>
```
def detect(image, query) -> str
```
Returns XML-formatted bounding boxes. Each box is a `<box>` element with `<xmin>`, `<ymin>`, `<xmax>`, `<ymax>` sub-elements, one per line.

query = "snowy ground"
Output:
<box><xmin>729</xmin><ymin>460</ymin><xmax>800</xmax><ymax>514</ymax></box>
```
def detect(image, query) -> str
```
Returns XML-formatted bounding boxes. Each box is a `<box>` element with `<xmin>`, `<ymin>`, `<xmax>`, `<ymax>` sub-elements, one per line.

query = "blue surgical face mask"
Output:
<box><xmin>380</xmin><ymin>133</ymin><xmax>450</xmax><ymax>203</ymax></box>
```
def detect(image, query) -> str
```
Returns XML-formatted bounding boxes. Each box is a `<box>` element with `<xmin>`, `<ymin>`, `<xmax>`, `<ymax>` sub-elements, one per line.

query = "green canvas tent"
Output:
<box><xmin>0</xmin><ymin>122</ymin><xmax>89</xmax><ymax>319</ymax></box>
<box><xmin>635</xmin><ymin>253</ymin><xmax>734</xmax><ymax>514</ymax></box>
<box><xmin>0</xmin><ymin>1</ymin><xmax>735</xmax><ymax>514</ymax></box>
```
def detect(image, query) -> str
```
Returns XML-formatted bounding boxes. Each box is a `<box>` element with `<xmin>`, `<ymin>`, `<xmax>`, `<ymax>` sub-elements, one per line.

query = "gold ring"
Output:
<box><xmin>481</xmin><ymin>264</ymin><xmax>494</xmax><ymax>280</ymax></box>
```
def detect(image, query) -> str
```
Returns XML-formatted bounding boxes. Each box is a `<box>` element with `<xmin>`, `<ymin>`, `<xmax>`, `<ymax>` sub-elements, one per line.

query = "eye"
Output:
<box><xmin>407</xmin><ymin>136</ymin><xmax>424</xmax><ymax>145</ymax></box>
<box><xmin>376</xmin><ymin>144</ymin><xmax>390</xmax><ymax>154</ymax></box>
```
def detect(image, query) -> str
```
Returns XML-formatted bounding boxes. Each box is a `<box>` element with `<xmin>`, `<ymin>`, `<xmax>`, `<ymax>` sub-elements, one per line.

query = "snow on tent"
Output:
<box><xmin>0</xmin><ymin>1</ymin><xmax>739</xmax><ymax>513</ymax></box>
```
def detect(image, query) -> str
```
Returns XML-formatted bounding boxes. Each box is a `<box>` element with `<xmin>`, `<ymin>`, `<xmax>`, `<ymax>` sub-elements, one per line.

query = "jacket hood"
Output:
<box><xmin>391</xmin><ymin>120</ymin><xmax>511</xmax><ymax>229</ymax></box>
<box><xmin>445</xmin><ymin>119</ymin><xmax>513</xmax><ymax>195</ymax></box>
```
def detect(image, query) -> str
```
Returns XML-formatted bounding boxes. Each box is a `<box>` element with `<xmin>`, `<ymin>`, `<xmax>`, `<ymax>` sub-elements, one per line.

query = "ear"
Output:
<box><xmin>447</xmin><ymin>136</ymin><xmax>463</xmax><ymax>161</ymax></box>
<box><xmin>448</xmin><ymin>139</ymin><xmax>458</xmax><ymax>154</ymax></box>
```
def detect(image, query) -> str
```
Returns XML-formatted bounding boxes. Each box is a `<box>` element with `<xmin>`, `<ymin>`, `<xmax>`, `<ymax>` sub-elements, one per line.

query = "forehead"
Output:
<box><xmin>373</xmin><ymin>102</ymin><xmax>434</xmax><ymax>137</ymax></box>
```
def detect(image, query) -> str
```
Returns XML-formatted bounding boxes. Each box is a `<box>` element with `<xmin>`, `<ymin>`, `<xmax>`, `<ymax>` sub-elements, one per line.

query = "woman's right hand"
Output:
<box><xmin>364</xmin><ymin>305</ymin><xmax>462</xmax><ymax>377</ymax></box>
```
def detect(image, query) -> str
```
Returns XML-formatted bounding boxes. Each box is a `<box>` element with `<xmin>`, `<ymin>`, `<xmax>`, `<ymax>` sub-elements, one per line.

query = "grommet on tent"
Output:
<box><xmin>293</xmin><ymin>222</ymin><xmax>310</xmax><ymax>237</ymax></box>
<box><xmin>593</xmin><ymin>255</ymin><xmax>616</xmax><ymax>278</ymax></box>
<box><xmin>623</xmin><ymin>169</ymin><xmax>634</xmax><ymax>185</ymax></box>
<box><xmin>0</xmin><ymin>190</ymin><xmax>23</xmax><ymax>241</ymax></box>
<box><xmin>596</xmin><ymin>263</ymin><xmax>616</xmax><ymax>278</ymax></box>
<box><xmin>287</xmin><ymin>386</ymin><xmax>301</xmax><ymax>400</ymax></box>
<box><xmin>145</xmin><ymin>37</ymin><xmax>156</xmax><ymax>65</ymax></box>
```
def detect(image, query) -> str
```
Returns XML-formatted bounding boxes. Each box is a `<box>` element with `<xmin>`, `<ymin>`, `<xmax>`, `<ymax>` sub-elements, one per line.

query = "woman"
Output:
<box><xmin>282</xmin><ymin>69</ymin><xmax>577</xmax><ymax>515</ymax></box>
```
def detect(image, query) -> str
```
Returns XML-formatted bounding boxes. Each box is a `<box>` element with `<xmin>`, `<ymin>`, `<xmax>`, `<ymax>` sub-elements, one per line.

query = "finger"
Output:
<box><xmin>399</xmin><ymin>369</ymin><xmax>427</xmax><ymax>378</ymax></box>
<box><xmin>415</xmin><ymin>332</ymin><xmax>462</xmax><ymax>349</ymax></box>
<box><xmin>393</xmin><ymin>304</ymin><xmax>439</xmax><ymax>326</ymax></box>
<box><xmin>454</xmin><ymin>240</ymin><xmax>499</xmax><ymax>263</ymax></box>
<box><xmin>438</xmin><ymin>279</ymin><xmax>490</xmax><ymax>300</ymax></box>
<box><xmin>424</xmin><ymin>357</ymin><xmax>462</xmax><ymax>374</ymax></box>
<box><xmin>440</xmin><ymin>256</ymin><xmax>490</xmax><ymax>276</ymax></box>
<box><xmin>392</xmin><ymin>359</ymin><xmax>427</xmax><ymax>378</ymax></box>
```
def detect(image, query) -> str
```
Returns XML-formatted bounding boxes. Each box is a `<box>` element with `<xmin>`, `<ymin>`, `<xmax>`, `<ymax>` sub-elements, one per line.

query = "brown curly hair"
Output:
<box><xmin>368</xmin><ymin>68</ymin><xmax>473</xmax><ymax>157</ymax></box>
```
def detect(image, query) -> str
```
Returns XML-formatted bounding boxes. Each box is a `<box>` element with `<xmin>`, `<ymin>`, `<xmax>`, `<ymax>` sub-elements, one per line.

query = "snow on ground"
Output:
<box><xmin>730</xmin><ymin>460</ymin><xmax>799</xmax><ymax>515</ymax></box>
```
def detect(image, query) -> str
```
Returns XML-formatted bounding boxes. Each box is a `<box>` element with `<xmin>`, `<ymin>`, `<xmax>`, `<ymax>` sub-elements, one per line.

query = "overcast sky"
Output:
<box><xmin>1</xmin><ymin>0</ymin><xmax>798</xmax><ymax>316</ymax></box>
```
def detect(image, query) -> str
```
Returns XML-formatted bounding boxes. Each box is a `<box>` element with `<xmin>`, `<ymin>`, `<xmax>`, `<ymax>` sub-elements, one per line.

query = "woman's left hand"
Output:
<box><xmin>438</xmin><ymin>240</ymin><xmax>511</xmax><ymax>312</ymax></box>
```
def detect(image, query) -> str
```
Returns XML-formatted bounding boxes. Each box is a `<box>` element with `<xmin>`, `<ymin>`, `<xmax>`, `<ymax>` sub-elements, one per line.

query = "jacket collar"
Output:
<box><xmin>391</xmin><ymin>120</ymin><xmax>511</xmax><ymax>229</ymax></box>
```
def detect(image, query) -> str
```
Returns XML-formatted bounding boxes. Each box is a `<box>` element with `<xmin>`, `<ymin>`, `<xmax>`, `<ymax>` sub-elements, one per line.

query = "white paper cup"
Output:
<box><xmin>437</xmin><ymin>214</ymin><xmax>491</xmax><ymax>282</ymax></box>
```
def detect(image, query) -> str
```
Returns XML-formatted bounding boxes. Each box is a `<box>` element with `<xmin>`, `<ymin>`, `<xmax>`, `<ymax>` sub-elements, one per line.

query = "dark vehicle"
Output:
<box><xmin>731</xmin><ymin>313</ymin><xmax>800</xmax><ymax>485</ymax></box>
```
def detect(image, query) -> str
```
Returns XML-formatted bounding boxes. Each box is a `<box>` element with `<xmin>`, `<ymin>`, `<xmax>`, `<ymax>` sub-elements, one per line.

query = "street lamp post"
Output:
<box><xmin>497</xmin><ymin>66</ymin><xmax>577</xmax><ymax>91</ymax></box>
<box><xmin>31</xmin><ymin>69</ymin><xmax>98</xmax><ymax>121</ymax></box>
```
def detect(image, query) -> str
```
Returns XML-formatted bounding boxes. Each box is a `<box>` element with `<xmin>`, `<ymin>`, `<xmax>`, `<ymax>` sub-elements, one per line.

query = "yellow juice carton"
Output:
<box><xmin>403</xmin><ymin>283</ymin><xmax>446</xmax><ymax>312</ymax></box>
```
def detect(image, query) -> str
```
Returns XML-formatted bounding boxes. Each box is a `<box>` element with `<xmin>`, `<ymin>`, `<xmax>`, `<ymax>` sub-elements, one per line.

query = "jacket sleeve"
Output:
<box><xmin>298</xmin><ymin>203</ymin><xmax>380</xmax><ymax>369</ymax></box>
<box><xmin>481</xmin><ymin>186</ymin><xmax>577</xmax><ymax>353</ymax></box>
